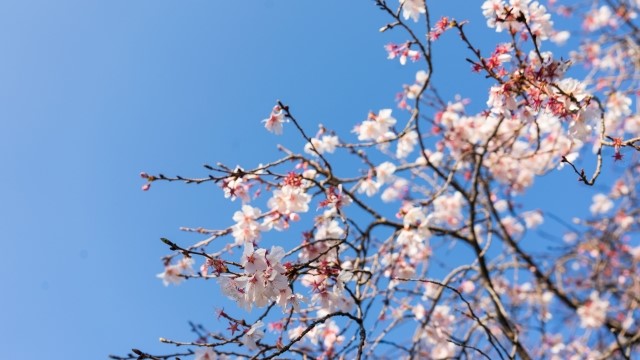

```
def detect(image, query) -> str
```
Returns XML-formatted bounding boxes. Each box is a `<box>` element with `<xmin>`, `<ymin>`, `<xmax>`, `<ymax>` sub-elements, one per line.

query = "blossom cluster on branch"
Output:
<box><xmin>115</xmin><ymin>0</ymin><xmax>640</xmax><ymax>359</ymax></box>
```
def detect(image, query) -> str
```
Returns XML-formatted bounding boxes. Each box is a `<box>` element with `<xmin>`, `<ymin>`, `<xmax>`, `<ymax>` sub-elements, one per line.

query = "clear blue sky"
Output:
<box><xmin>1</xmin><ymin>1</ymin><xmax>611</xmax><ymax>359</ymax></box>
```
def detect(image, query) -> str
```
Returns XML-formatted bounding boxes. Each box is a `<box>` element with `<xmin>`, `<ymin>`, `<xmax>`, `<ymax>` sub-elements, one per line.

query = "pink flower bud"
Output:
<box><xmin>289</xmin><ymin>213</ymin><xmax>300</xmax><ymax>222</ymax></box>
<box><xmin>140</xmin><ymin>172</ymin><xmax>149</xmax><ymax>179</ymax></box>
<box><xmin>142</xmin><ymin>183</ymin><xmax>151</xmax><ymax>191</ymax></box>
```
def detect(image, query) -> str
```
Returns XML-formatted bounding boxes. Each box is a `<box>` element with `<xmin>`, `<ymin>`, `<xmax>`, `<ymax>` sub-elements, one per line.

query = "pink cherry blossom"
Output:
<box><xmin>262</xmin><ymin>105</ymin><xmax>287</xmax><ymax>135</ymax></box>
<box><xmin>156</xmin><ymin>257</ymin><xmax>194</xmax><ymax>287</ymax></box>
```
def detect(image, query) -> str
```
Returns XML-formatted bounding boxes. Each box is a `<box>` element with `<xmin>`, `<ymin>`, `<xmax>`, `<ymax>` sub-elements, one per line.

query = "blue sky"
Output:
<box><xmin>0</xmin><ymin>1</ymin><xmax>614</xmax><ymax>359</ymax></box>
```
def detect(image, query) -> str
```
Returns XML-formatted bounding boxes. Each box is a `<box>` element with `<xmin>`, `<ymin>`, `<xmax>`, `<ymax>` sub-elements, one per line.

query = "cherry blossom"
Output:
<box><xmin>267</xmin><ymin>184</ymin><xmax>311</xmax><ymax>217</ymax></box>
<box><xmin>241</xmin><ymin>321</ymin><xmax>265</xmax><ymax>350</ymax></box>
<box><xmin>219</xmin><ymin>244</ymin><xmax>294</xmax><ymax>312</ymax></box>
<box><xmin>354</xmin><ymin>109</ymin><xmax>397</xmax><ymax>141</ymax></box>
<box><xmin>522</xmin><ymin>210</ymin><xmax>544</xmax><ymax>229</ymax></box>
<box><xmin>156</xmin><ymin>257</ymin><xmax>194</xmax><ymax>287</ymax></box>
<box><xmin>385</xmin><ymin>42</ymin><xmax>421</xmax><ymax>65</ymax></box>
<box><xmin>375</xmin><ymin>161</ymin><xmax>396</xmax><ymax>184</ymax></box>
<box><xmin>482</xmin><ymin>0</ymin><xmax>562</xmax><ymax>41</ymax></box>
<box><xmin>304</xmin><ymin>130</ymin><xmax>339</xmax><ymax>156</ymax></box>
<box><xmin>577</xmin><ymin>292</ymin><xmax>609</xmax><ymax>328</ymax></box>
<box><xmin>262</xmin><ymin>105</ymin><xmax>287</xmax><ymax>135</ymax></box>
<box><xmin>590</xmin><ymin>193</ymin><xmax>614</xmax><ymax>215</ymax></box>
<box><xmin>357</xmin><ymin>177</ymin><xmax>380</xmax><ymax>197</ymax></box>
<box><xmin>396</xmin><ymin>130</ymin><xmax>417</xmax><ymax>158</ymax></box>
<box><xmin>380</xmin><ymin>177</ymin><xmax>408</xmax><ymax>202</ymax></box>
<box><xmin>222</xmin><ymin>176</ymin><xmax>250</xmax><ymax>203</ymax></box>
<box><xmin>583</xmin><ymin>5</ymin><xmax>617</xmax><ymax>31</ymax></box>
<box><xmin>460</xmin><ymin>280</ymin><xmax>475</xmax><ymax>294</ymax></box>
<box><xmin>231</xmin><ymin>205</ymin><xmax>266</xmax><ymax>244</ymax></box>
<box><xmin>399</xmin><ymin>0</ymin><xmax>426</xmax><ymax>22</ymax></box>
<box><xmin>430</xmin><ymin>192</ymin><xmax>464</xmax><ymax>227</ymax></box>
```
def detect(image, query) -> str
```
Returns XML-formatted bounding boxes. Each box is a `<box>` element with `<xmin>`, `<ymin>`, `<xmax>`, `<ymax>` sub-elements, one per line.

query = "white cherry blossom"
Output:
<box><xmin>400</xmin><ymin>0</ymin><xmax>426</xmax><ymax>22</ymax></box>
<box><xmin>590</xmin><ymin>193</ymin><xmax>614</xmax><ymax>215</ymax></box>
<box><xmin>577</xmin><ymin>292</ymin><xmax>609</xmax><ymax>328</ymax></box>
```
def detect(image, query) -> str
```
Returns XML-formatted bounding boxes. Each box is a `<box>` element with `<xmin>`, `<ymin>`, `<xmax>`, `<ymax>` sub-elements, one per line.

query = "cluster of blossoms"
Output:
<box><xmin>156</xmin><ymin>256</ymin><xmax>194</xmax><ymax>286</ymax></box>
<box><xmin>384</xmin><ymin>42</ymin><xmax>421</xmax><ymax>65</ymax></box>
<box><xmin>304</xmin><ymin>126</ymin><xmax>339</xmax><ymax>156</ymax></box>
<box><xmin>431</xmin><ymin>93</ymin><xmax>578</xmax><ymax>192</ymax></box>
<box><xmin>218</xmin><ymin>244</ymin><xmax>300</xmax><ymax>312</ymax></box>
<box><xmin>357</xmin><ymin>161</ymin><xmax>397</xmax><ymax>198</ymax></box>
<box><xmin>412</xmin><ymin>305</ymin><xmax>457</xmax><ymax>357</ymax></box>
<box><xmin>265</xmin><ymin>179</ymin><xmax>312</xmax><ymax>229</ymax></box>
<box><xmin>297</xmin><ymin>208</ymin><xmax>356</xmax><ymax>315</ymax></box>
<box><xmin>482</xmin><ymin>0</ymin><xmax>569</xmax><ymax>44</ymax></box>
<box><xmin>430</xmin><ymin>192</ymin><xmax>465</xmax><ymax>227</ymax></box>
<box><xmin>223</xmin><ymin>171</ymin><xmax>314</xmax><ymax>236</ymax></box>
<box><xmin>354</xmin><ymin>109</ymin><xmax>397</xmax><ymax>142</ymax></box>
<box><xmin>576</xmin><ymin>291</ymin><xmax>610</xmax><ymax>328</ymax></box>
<box><xmin>428</xmin><ymin>16</ymin><xmax>454</xmax><ymax>41</ymax></box>
<box><xmin>287</xmin><ymin>320</ymin><xmax>345</xmax><ymax>357</ymax></box>
<box><xmin>353</xmin><ymin>108</ymin><xmax>419</xmax><ymax>159</ymax></box>
<box><xmin>127</xmin><ymin>1</ymin><xmax>640</xmax><ymax>359</ymax></box>
<box><xmin>222</xmin><ymin>175</ymin><xmax>251</xmax><ymax>203</ymax></box>
<box><xmin>396</xmin><ymin>69</ymin><xmax>428</xmax><ymax>110</ymax></box>
<box><xmin>382</xmin><ymin>205</ymin><xmax>432</xmax><ymax>287</ymax></box>
<box><xmin>583</xmin><ymin>5</ymin><xmax>621</xmax><ymax>31</ymax></box>
<box><xmin>473</xmin><ymin>43</ymin><xmax>513</xmax><ymax>75</ymax></box>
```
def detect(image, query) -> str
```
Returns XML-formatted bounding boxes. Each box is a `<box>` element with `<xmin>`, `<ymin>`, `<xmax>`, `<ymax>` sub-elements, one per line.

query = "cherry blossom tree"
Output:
<box><xmin>113</xmin><ymin>0</ymin><xmax>639</xmax><ymax>359</ymax></box>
